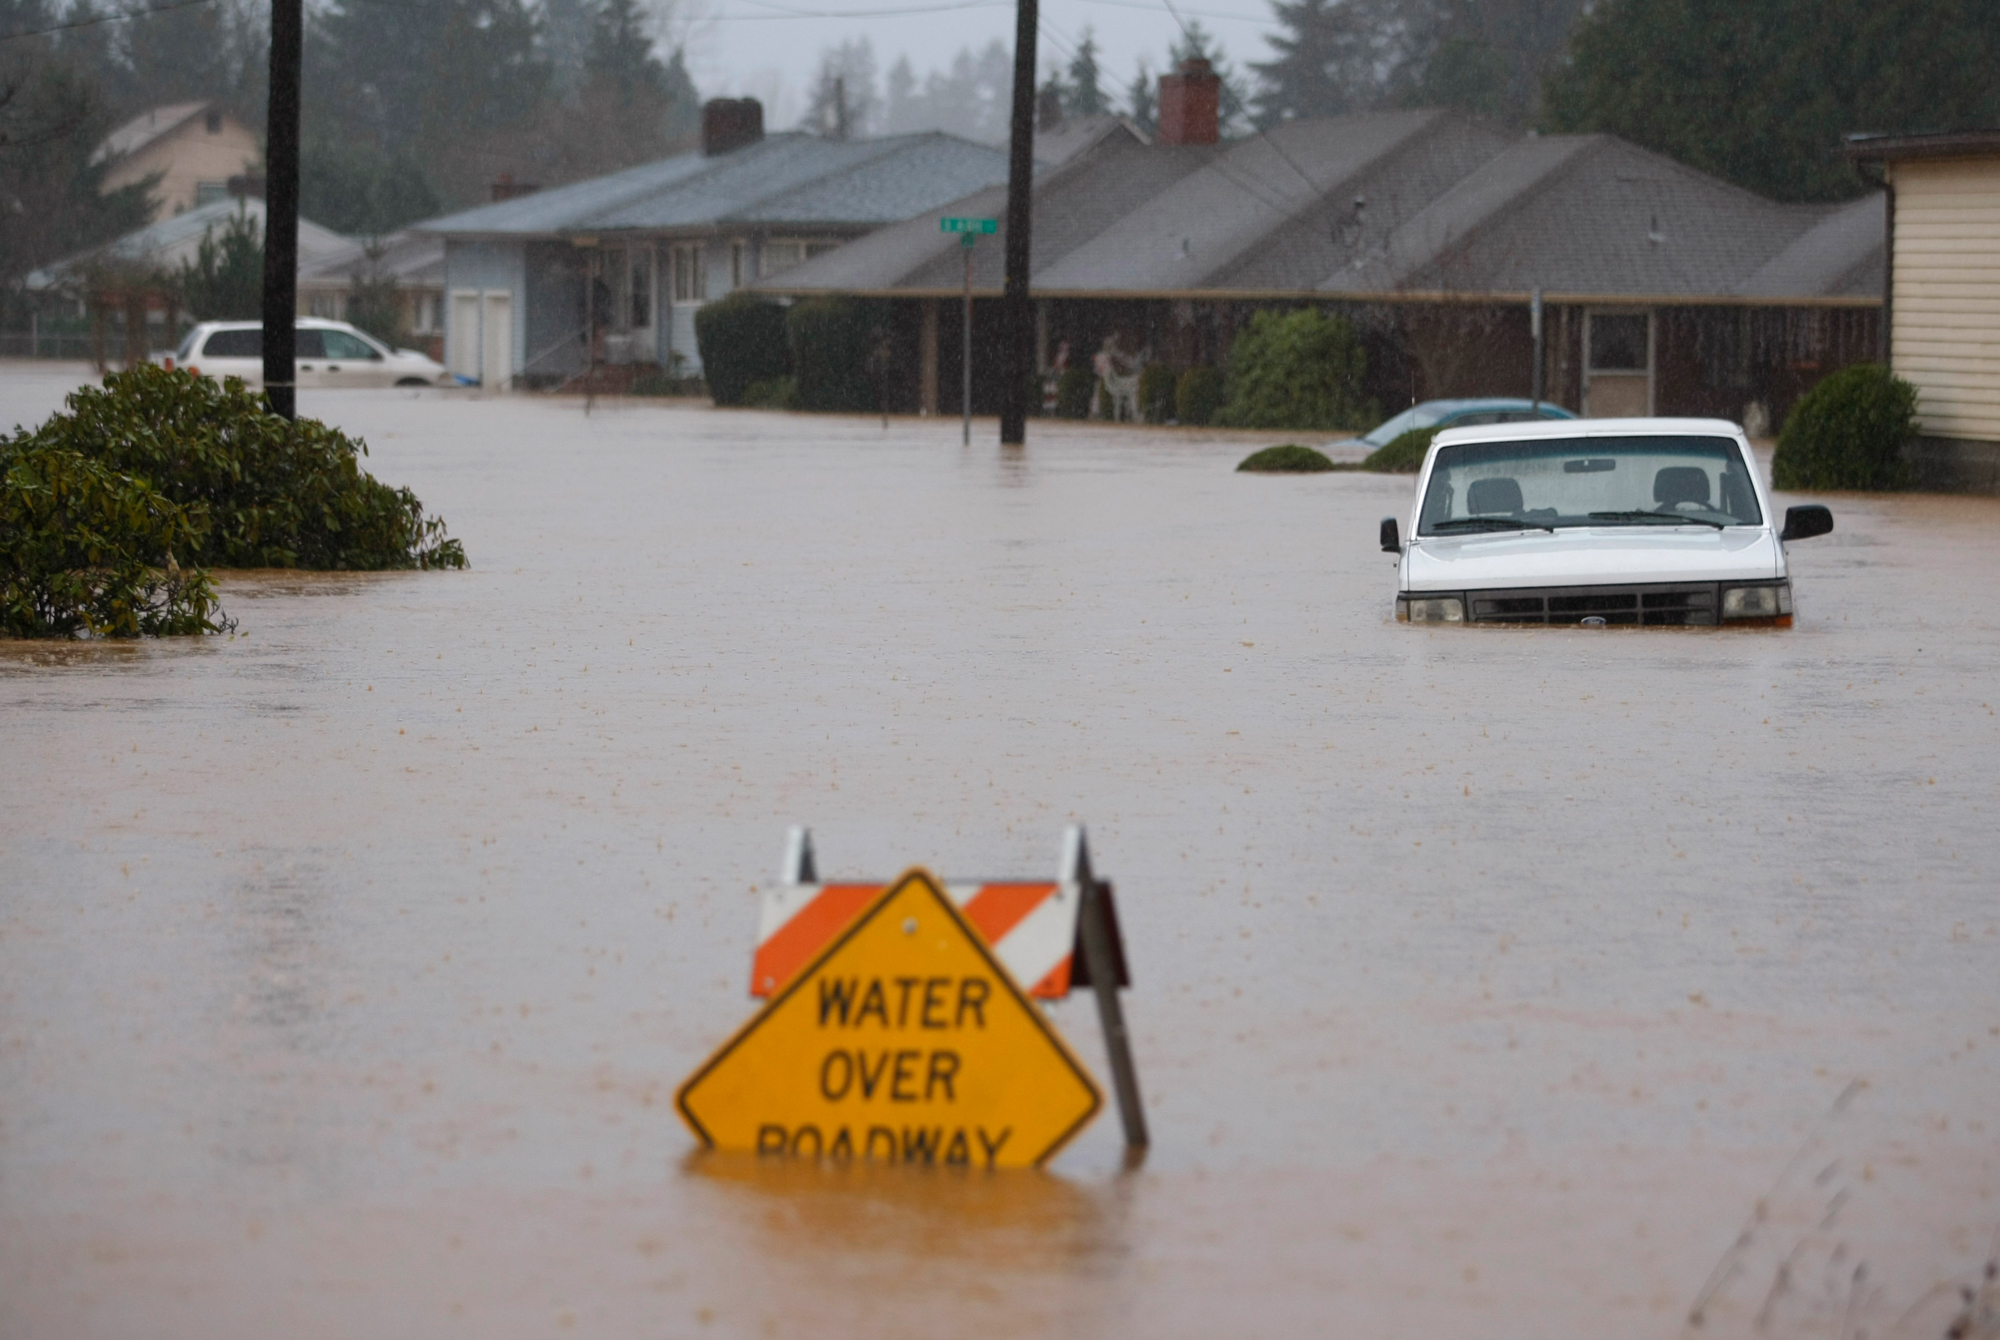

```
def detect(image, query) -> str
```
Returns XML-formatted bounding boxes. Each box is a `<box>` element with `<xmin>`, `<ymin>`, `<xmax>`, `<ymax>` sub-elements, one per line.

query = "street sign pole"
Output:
<box><xmin>1531</xmin><ymin>287</ymin><xmax>1545</xmax><ymax>411</ymax></box>
<box><xmin>941</xmin><ymin>219</ymin><xmax>995</xmax><ymax>447</ymax></box>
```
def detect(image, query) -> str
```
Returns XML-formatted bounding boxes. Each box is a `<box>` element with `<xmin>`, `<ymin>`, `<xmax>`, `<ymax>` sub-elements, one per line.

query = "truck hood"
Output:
<box><xmin>1404</xmin><ymin>526</ymin><xmax>1783</xmax><ymax>591</ymax></box>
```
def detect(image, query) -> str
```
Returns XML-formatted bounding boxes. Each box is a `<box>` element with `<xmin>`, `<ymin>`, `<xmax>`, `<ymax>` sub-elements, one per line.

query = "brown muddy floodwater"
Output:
<box><xmin>2</xmin><ymin>365</ymin><xmax>1997</xmax><ymax>1339</ymax></box>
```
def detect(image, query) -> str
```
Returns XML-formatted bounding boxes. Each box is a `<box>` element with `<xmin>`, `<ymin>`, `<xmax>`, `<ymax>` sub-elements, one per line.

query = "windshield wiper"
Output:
<box><xmin>1430</xmin><ymin>516</ymin><xmax>1555</xmax><ymax>535</ymax></box>
<box><xmin>1588</xmin><ymin>510</ymin><xmax>1726</xmax><ymax>530</ymax></box>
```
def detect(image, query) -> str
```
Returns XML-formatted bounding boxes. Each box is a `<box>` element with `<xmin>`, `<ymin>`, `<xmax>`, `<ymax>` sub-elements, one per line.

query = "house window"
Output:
<box><xmin>762</xmin><ymin>238</ymin><xmax>837</xmax><ymax>276</ymax></box>
<box><xmin>194</xmin><ymin>180</ymin><xmax>229</xmax><ymax>206</ymax></box>
<box><xmin>307</xmin><ymin>292</ymin><xmax>341</xmax><ymax>318</ymax></box>
<box><xmin>411</xmin><ymin>293</ymin><xmax>441</xmax><ymax>334</ymax></box>
<box><xmin>730</xmin><ymin>240</ymin><xmax>745</xmax><ymax>290</ymax></box>
<box><xmin>204</xmin><ymin>109</ymin><xmax>223</xmax><ymax>133</ymax></box>
<box><xmin>629</xmin><ymin>247</ymin><xmax>653</xmax><ymax>328</ymax></box>
<box><xmin>672</xmin><ymin>244</ymin><xmax>705</xmax><ymax>303</ymax></box>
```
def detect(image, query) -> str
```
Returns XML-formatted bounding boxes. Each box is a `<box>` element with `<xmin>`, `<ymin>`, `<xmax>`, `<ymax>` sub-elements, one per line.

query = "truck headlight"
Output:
<box><xmin>1721</xmin><ymin>582</ymin><xmax>1793</xmax><ymax>621</ymax></box>
<box><xmin>1397</xmin><ymin>596</ymin><xmax>1465</xmax><ymax>623</ymax></box>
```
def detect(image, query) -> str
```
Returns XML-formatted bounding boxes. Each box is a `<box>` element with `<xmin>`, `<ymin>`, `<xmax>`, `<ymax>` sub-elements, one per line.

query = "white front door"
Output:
<box><xmin>449</xmin><ymin>291</ymin><xmax>482</xmax><ymax>381</ymax></box>
<box><xmin>480</xmin><ymin>292</ymin><xmax>512</xmax><ymax>390</ymax></box>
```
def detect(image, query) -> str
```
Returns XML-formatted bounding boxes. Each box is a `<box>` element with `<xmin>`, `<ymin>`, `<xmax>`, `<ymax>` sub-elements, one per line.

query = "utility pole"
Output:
<box><xmin>998</xmin><ymin>0</ymin><xmax>1037</xmax><ymax>444</ymax></box>
<box><xmin>261</xmin><ymin>0</ymin><xmax>301</xmax><ymax>419</ymax></box>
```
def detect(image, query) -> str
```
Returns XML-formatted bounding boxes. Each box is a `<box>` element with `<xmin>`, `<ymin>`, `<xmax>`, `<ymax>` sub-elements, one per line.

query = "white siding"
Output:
<box><xmin>1890</xmin><ymin>158</ymin><xmax>2000</xmax><ymax>442</ymax></box>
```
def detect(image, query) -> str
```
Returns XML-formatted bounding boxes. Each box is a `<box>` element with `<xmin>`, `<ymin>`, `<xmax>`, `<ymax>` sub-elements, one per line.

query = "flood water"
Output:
<box><xmin>3</xmin><ymin>366</ymin><xmax>1997</xmax><ymax>1339</ymax></box>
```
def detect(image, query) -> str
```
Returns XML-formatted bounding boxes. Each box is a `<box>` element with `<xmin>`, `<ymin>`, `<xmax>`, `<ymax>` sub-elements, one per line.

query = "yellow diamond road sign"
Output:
<box><xmin>676</xmin><ymin>867</ymin><xmax>1103</xmax><ymax>1168</ymax></box>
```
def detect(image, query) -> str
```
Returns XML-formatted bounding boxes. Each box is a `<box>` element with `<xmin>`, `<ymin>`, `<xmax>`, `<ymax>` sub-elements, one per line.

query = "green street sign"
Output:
<box><xmin>940</xmin><ymin>218</ymin><xmax>998</xmax><ymax>234</ymax></box>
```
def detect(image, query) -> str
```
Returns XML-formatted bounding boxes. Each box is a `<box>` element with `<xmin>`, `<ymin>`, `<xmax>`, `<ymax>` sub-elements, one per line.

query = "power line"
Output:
<box><xmin>715</xmin><ymin>0</ymin><xmax>1007</xmax><ymax>16</ymax></box>
<box><xmin>0</xmin><ymin>0</ymin><xmax>219</xmax><ymax>44</ymax></box>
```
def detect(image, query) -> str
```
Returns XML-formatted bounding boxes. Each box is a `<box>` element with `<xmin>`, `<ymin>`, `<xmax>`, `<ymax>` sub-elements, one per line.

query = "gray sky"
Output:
<box><xmin>678</xmin><ymin>0</ymin><xmax>1281</xmax><ymax>133</ymax></box>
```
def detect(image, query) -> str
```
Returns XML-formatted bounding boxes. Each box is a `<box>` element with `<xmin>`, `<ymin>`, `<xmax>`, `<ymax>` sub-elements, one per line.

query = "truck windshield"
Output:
<box><xmin>1417</xmin><ymin>436</ymin><xmax>1762</xmax><ymax>535</ymax></box>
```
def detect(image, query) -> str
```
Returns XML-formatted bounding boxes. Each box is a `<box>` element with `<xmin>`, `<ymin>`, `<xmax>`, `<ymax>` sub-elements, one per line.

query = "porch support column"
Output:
<box><xmin>920</xmin><ymin>299</ymin><xmax>940</xmax><ymax>416</ymax></box>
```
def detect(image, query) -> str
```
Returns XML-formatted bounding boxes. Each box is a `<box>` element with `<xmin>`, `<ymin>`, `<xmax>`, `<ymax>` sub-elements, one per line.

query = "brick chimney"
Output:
<box><xmin>490</xmin><ymin>172</ymin><xmax>540</xmax><ymax>202</ymax></box>
<box><xmin>703</xmin><ymin>98</ymin><xmax>765</xmax><ymax>156</ymax></box>
<box><xmin>1157</xmin><ymin>58</ymin><xmax>1220</xmax><ymax>146</ymax></box>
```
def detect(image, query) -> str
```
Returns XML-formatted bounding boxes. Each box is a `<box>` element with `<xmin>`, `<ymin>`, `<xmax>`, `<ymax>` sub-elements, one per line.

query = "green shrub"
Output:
<box><xmin>695</xmin><ymin>293</ymin><xmax>790</xmax><ymax>406</ymax></box>
<box><xmin>1237</xmin><ymin>444</ymin><xmax>1338</xmax><ymax>473</ymax></box>
<box><xmin>1772</xmin><ymin>363</ymin><xmax>1917</xmax><ymax>491</ymax></box>
<box><xmin>785</xmin><ymin>296</ymin><xmax>884</xmax><ymax>413</ymax></box>
<box><xmin>10</xmin><ymin>364</ymin><xmax>465</xmax><ymax>571</ymax></box>
<box><xmin>1</xmin><ymin>443</ymin><xmax>227</xmax><ymax>637</ymax></box>
<box><xmin>1216</xmin><ymin>308</ymin><xmax>1374</xmax><ymax>431</ymax></box>
<box><xmin>1138</xmin><ymin>363</ymin><xmax>1178</xmax><ymax>423</ymax></box>
<box><xmin>1362</xmin><ymin>426</ymin><xmax>1440</xmax><ymax>473</ymax></box>
<box><xmin>1176</xmin><ymin>367</ymin><xmax>1225</xmax><ymax>426</ymax></box>
<box><xmin>630</xmin><ymin>369</ymin><xmax>706</xmax><ymax>396</ymax></box>
<box><xmin>741</xmin><ymin>376</ymin><xmax>796</xmax><ymax>409</ymax></box>
<box><xmin>1055</xmin><ymin>367</ymin><xmax>1095</xmax><ymax>419</ymax></box>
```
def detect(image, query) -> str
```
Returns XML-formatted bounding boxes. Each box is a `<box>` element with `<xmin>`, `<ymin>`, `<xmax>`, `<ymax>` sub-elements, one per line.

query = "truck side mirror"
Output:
<box><xmin>1779</xmin><ymin>504</ymin><xmax>1832</xmax><ymax>542</ymax></box>
<box><xmin>1380</xmin><ymin>517</ymin><xmax>1400</xmax><ymax>553</ymax></box>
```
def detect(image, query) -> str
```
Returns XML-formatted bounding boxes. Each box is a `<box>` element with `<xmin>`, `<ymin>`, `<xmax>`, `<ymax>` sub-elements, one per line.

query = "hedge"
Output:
<box><xmin>1772</xmin><ymin>363</ymin><xmax>1916</xmax><ymax>491</ymax></box>
<box><xmin>695</xmin><ymin>293</ymin><xmax>790</xmax><ymax>406</ymax></box>
<box><xmin>1215</xmin><ymin>308</ymin><xmax>1374</xmax><ymax>431</ymax></box>
<box><xmin>1362</xmin><ymin>426</ymin><xmax>1441</xmax><ymax>473</ymax></box>
<box><xmin>786</xmin><ymin>296</ymin><xmax>886</xmax><ymax>413</ymax></box>
<box><xmin>1176</xmin><ymin>367</ymin><xmax>1225</xmax><ymax>426</ymax></box>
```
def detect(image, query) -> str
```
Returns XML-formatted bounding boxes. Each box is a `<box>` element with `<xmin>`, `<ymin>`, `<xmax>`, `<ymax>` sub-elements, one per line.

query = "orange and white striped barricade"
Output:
<box><xmin>748</xmin><ymin>825</ymin><xmax>1146</xmax><ymax>1150</ymax></box>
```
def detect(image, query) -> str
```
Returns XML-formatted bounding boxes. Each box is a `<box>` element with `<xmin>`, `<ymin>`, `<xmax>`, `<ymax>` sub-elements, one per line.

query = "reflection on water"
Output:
<box><xmin>687</xmin><ymin>1150</ymin><xmax>1124</xmax><ymax>1266</ymax></box>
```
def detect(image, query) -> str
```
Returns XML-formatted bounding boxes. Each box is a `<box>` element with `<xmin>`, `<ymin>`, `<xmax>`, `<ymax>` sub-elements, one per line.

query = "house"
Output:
<box><xmin>415</xmin><ymin>99</ymin><xmax>1014</xmax><ymax>389</ymax></box>
<box><xmin>25</xmin><ymin>195</ymin><xmax>353</xmax><ymax>361</ymax></box>
<box><xmin>1847</xmin><ymin>130</ymin><xmax>2000</xmax><ymax>491</ymax></box>
<box><xmin>297</xmin><ymin>231</ymin><xmax>448</xmax><ymax>359</ymax></box>
<box><xmin>93</xmin><ymin>102</ymin><xmax>262</xmax><ymax>222</ymax></box>
<box><xmin>762</xmin><ymin>60</ymin><xmax>1884</xmax><ymax>429</ymax></box>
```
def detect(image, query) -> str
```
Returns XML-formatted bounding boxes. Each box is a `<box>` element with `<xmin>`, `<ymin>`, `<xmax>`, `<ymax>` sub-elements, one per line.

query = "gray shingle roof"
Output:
<box><xmin>1738</xmin><ymin>194</ymin><xmax>1885</xmax><ymax>298</ymax></box>
<box><xmin>416</xmin><ymin>132</ymin><xmax>1012</xmax><ymax>238</ymax></box>
<box><xmin>759</xmin><ymin>113</ymin><xmax>1884</xmax><ymax>304</ymax></box>
<box><xmin>26</xmin><ymin>198</ymin><xmax>351</xmax><ymax>290</ymax></box>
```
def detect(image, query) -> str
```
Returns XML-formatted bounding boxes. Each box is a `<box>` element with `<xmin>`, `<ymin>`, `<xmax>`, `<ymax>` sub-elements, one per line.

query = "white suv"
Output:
<box><xmin>165</xmin><ymin>318</ymin><xmax>448</xmax><ymax>390</ymax></box>
<box><xmin>1381</xmin><ymin>417</ymin><xmax>1833</xmax><ymax>627</ymax></box>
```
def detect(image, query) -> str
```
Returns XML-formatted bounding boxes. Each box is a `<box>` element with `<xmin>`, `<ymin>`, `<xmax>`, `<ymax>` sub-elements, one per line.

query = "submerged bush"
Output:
<box><xmin>13</xmin><ymin>365</ymin><xmax>465</xmax><ymax>572</ymax></box>
<box><xmin>741</xmin><ymin>376</ymin><xmax>796</xmax><ymax>409</ymax></box>
<box><xmin>1138</xmin><ymin>363</ymin><xmax>1178</xmax><ymax>423</ymax></box>
<box><xmin>1362</xmin><ymin>426</ymin><xmax>1441</xmax><ymax>473</ymax></box>
<box><xmin>1772</xmin><ymin>363</ymin><xmax>1917</xmax><ymax>491</ymax></box>
<box><xmin>786</xmin><ymin>296</ymin><xmax>886</xmax><ymax>413</ymax></box>
<box><xmin>695</xmin><ymin>294</ymin><xmax>790</xmax><ymax>406</ymax></box>
<box><xmin>1175</xmin><ymin>367</ymin><xmax>1225</xmax><ymax>426</ymax></box>
<box><xmin>1055</xmin><ymin>367</ymin><xmax>1095</xmax><ymax>419</ymax></box>
<box><xmin>1</xmin><ymin>443</ymin><xmax>228</xmax><ymax>637</ymax></box>
<box><xmin>1216</xmin><ymin>308</ymin><xmax>1375</xmax><ymax>431</ymax></box>
<box><xmin>1238</xmin><ymin>444</ymin><xmax>1338</xmax><ymax>473</ymax></box>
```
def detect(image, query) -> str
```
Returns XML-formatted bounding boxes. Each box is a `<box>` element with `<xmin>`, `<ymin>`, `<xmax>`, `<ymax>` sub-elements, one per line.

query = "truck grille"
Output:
<box><xmin>1467</xmin><ymin>583</ymin><xmax>1718</xmax><ymax>626</ymax></box>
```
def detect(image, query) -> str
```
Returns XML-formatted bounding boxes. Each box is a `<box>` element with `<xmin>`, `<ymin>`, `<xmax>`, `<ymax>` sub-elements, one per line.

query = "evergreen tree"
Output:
<box><xmin>804</xmin><ymin>37</ymin><xmax>880</xmax><ymax>137</ymax></box>
<box><xmin>1250</xmin><ymin>0</ymin><xmax>1383</xmax><ymax>123</ymax></box>
<box><xmin>0</xmin><ymin>3</ymin><xmax>153</xmax><ymax>295</ymax></box>
<box><xmin>306</xmin><ymin>0</ymin><xmax>549</xmax><ymax>205</ymax></box>
<box><xmin>300</xmin><ymin>136</ymin><xmax>441</xmax><ymax>236</ymax></box>
<box><xmin>879</xmin><ymin>40</ymin><xmax>1013</xmax><ymax>140</ymax></box>
<box><xmin>1126</xmin><ymin>58</ymin><xmax>1156</xmax><ymax>135</ymax></box>
<box><xmin>176</xmin><ymin>211</ymin><xmax>262</xmax><ymax>320</ymax></box>
<box><xmin>1066</xmin><ymin>28</ymin><xmax>1106</xmax><ymax>116</ymax></box>
<box><xmin>1166</xmin><ymin>20</ymin><xmax>1252</xmax><ymax>133</ymax></box>
<box><xmin>1544</xmin><ymin>0</ymin><xmax>2000</xmax><ymax>201</ymax></box>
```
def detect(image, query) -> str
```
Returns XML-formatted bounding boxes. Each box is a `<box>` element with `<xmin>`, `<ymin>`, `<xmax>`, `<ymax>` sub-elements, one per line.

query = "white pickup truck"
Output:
<box><xmin>1380</xmin><ymin>417</ymin><xmax>1833</xmax><ymax>627</ymax></box>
